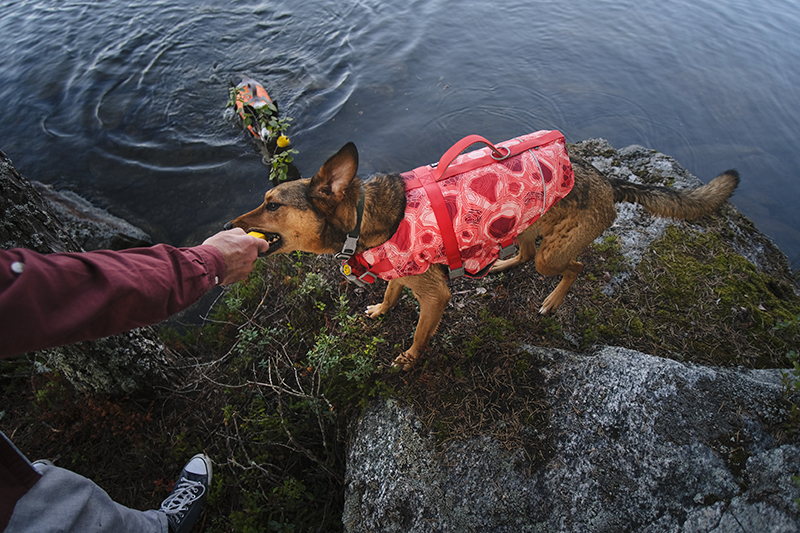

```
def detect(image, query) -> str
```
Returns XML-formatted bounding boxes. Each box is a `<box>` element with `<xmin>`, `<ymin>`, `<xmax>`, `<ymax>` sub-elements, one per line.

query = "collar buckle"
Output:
<box><xmin>334</xmin><ymin>184</ymin><xmax>365</xmax><ymax>261</ymax></box>
<box><xmin>335</xmin><ymin>235</ymin><xmax>359</xmax><ymax>260</ymax></box>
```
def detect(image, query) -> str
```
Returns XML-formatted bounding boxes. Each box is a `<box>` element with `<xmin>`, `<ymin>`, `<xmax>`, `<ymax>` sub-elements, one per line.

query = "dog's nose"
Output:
<box><xmin>224</xmin><ymin>222</ymin><xmax>234</xmax><ymax>230</ymax></box>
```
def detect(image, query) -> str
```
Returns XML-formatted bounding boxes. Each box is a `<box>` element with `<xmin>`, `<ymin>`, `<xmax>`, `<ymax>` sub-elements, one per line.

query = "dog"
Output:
<box><xmin>227</xmin><ymin>141</ymin><xmax>739</xmax><ymax>370</ymax></box>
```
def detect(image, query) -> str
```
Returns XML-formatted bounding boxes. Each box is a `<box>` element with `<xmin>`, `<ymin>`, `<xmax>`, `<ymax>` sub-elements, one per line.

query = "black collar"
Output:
<box><xmin>334</xmin><ymin>185</ymin><xmax>365</xmax><ymax>260</ymax></box>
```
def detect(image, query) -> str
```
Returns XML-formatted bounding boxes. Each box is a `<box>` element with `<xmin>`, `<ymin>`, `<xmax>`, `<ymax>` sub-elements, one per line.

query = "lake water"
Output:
<box><xmin>1</xmin><ymin>0</ymin><xmax>799</xmax><ymax>269</ymax></box>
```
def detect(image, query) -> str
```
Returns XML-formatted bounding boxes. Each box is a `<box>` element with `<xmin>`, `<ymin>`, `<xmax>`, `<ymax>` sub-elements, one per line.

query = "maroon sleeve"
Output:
<box><xmin>0</xmin><ymin>244</ymin><xmax>226</xmax><ymax>358</ymax></box>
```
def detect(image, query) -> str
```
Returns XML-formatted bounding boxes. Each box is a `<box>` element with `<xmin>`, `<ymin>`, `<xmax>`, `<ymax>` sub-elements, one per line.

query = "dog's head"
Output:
<box><xmin>226</xmin><ymin>142</ymin><xmax>360</xmax><ymax>256</ymax></box>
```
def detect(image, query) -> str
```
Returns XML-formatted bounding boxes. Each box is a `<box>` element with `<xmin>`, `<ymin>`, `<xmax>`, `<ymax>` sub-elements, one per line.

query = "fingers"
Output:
<box><xmin>202</xmin><ymin>228</ymin><xmax>270</xmax><ymax>285</ymax></box>
<box><xmin>253</xmin><ymin>235</ymin><xmax>270</xmax><ymax>254</ymax></box>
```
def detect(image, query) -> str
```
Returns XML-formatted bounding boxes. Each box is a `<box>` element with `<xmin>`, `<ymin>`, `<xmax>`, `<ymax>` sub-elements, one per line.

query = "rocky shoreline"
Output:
<box><xmin>342</xmin><ymin>140</ymin><xmax>800</xmax><ymax>532</ymax></box>
<box><xmin>3</xmin><ymin>140</ymin><xmax>799</xmax><ymax>532</ymax></box>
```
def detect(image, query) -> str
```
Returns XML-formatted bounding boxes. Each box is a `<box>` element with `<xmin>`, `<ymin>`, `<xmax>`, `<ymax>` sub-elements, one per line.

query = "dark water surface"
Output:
<box><xmin>1</xmin><ymin>0</ymin><xmax>799</xmax><ymax>266</ymax></box>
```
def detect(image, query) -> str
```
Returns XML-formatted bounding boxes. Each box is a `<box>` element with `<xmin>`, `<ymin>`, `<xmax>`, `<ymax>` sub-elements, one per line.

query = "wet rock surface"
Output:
<box><xmin>32</xmin><ymin>181</ymin><xmax>151</xmax><ymax>251</ymax></box>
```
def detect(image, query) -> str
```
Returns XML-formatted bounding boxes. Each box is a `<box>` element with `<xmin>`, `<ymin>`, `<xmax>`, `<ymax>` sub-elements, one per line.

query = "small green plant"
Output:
<box><xmin>293</xmin><ymin>272</ymin><xmax>333</xmax><ymax>303</ymax></box>
<box><xmin>464</xmin><ymin>309</ymin><xmax>514</xmax><ymax>357</ymax></box>
<box><xmin>589</xmin><ymin>234</ymin><xmax>629</xmax><ymax>279</ymax></box>
<box><xmin>307</xmin><ymin>294</ymin><xmax>383</xmax><ymax>384</ymax></box>
<box><xmin>268</xmin><ymin>148</ymin><xmax>298</xmax><ymax>184</ymax></box>
<box><xmin>776</xmin><ymin>315</ymin><xmax>800</xmax><ymax>425</ymax></box>
<box><xmin>228</xmin><ymin>86</ymin><xmax>298</xmax><ymax>183</ymax></box>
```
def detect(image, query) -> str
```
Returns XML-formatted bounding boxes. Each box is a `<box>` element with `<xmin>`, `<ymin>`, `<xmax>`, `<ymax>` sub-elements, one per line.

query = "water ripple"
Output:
<box><xmin>1</xmin><ymin>0</ymin><xmax>799</xmax><ymax>257</ymax></box>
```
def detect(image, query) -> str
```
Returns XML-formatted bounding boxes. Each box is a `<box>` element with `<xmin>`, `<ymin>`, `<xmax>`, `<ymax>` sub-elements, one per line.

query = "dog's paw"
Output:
<box><xmin>391</xmin><ymin>352</ymin><xmax>418</xmax><ymax>371</ymax></box>
<box><xmin>539</xmin><ymin>293</ymin><xmax>562</xmax><ymax>315</ymax></box>
<box><xmin>489</xmin><ymin>258</ymin><xmax>515</xmax><ymax>274</ymax></box>
<box><xmin>365</xmin><ymin>304</ymin><xmax>386</xmax><ymax>319</ymax></box>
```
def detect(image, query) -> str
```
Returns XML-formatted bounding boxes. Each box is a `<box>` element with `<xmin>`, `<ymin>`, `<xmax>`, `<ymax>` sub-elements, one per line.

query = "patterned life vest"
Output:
<box><xmin>342</xmin><ymin>130</ymin><xmax>574</xmax><ymax>284</ymax></box>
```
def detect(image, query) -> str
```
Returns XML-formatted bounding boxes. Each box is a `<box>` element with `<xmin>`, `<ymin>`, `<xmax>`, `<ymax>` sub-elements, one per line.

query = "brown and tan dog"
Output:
<box><xmin>227</xmin><ymin>142</ymin><xmax>739</xmax><ymax>369</ymax></box>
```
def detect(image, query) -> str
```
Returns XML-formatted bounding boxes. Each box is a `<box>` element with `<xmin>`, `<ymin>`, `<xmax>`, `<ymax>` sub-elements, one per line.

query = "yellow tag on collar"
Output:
<box><xmin>342</xmin><ymin>263</ymin><xmax>352</xmax><ymax>276</ymax></box>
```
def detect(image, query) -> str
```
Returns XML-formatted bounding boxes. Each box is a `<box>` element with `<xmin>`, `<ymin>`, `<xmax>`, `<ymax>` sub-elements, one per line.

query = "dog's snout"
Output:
<box><xmin>223</xmin><ymin>221</ymin><xmax>234</xmax><ymax>230</ymax></box>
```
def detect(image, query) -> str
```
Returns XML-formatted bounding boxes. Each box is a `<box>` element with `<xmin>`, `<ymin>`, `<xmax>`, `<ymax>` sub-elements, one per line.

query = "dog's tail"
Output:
<box><xmin>609</xmin><ymin>170</ymin><xmax>740</xmax><ymax>220</ymax></box>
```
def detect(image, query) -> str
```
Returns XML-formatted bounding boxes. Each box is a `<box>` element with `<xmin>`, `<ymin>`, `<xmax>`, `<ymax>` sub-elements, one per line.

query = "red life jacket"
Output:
<box><xmin>343</xmin><ymin>130</ymin><xmax>573</xmax><ymax>283</ymax></box>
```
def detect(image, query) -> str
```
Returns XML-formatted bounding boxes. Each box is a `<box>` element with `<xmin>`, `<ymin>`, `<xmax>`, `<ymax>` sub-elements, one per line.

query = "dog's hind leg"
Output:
<box><xmin>538</xmin><ymin>258</ymin><xmax>584</xmax><ymax>314</ymax></box>
<box><xmin>535</xmin><ymin>210</ymin><xmax>613</xmax><ymax>314</ymax></box>
<box><xmin>489</xmin><ymin>225</ymin><xmax>540</xmax><ymax>273</ymax></box>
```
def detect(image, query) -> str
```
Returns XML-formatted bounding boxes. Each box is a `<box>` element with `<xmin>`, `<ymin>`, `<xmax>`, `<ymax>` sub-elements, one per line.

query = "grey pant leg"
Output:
<box><xmin>5</xmin><ymin>462</ymin><xmax>168</xmax><ymax>533</ymax></box>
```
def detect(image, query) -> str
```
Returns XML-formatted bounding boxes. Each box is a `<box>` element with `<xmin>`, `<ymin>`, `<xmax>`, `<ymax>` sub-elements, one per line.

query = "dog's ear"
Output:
<box><xmin>308</xmin><ymin>142</ymin><xmax>359</xmax><ymax>213</ymax></box>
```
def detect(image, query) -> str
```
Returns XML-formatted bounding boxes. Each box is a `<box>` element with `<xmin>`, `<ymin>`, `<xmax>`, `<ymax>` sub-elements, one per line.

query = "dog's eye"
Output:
<box><xmin>265</xmin><ymin>202</ymin><xmax>281</xmax><ymax>212</ymax></box>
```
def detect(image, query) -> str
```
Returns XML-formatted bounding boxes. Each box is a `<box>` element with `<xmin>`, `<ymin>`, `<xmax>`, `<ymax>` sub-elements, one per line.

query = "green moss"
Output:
<box><xmin>634</xmin><ymin>226</ymin><xmax>800</xmax><ymax>366</ymax></box>
<box><xmin>465</xmin><ymin>309</ymin><xmax>515</xmax><ymax>357</ymax></box>
<box><xmin>590</xmin><ymin>234</ymin><xmax>629</xmax><ymax>277</ymax></box>
<box><xmin>577</xmin><ymin>307</ymin><xmax>601</xmax><ymax>346</ymax></box>
<box><xmin>540</xmin><ymin>316</ymin><xmax>563</xmax><ymax>339</ymax></box>
<box><xmin>563</xmin><ymin>223</ymin><xmax>799</xmax><ymax>367</ymax></box>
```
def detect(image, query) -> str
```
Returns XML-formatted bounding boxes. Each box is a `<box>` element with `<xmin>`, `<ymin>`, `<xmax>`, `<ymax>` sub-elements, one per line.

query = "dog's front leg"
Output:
<box><xmin>392</xmin><ymin>268</ymin><xmax>450</xmax><ymax>370</ymax></box>
<box><xmin>364</xmin><ymin>269</ymin><xmax>450</xmax><ymax>370</ymax></box>
<box><xmin>365</xmin><ymin>279</ymin><xmax>404</xmax><ymax>318</ymax></box>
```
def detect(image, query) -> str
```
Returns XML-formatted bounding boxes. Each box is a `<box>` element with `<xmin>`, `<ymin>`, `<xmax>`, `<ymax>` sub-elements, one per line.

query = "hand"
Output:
<box><xmin>202</xmin><ymin>228</ymin><xmax>269</xmax><ymax>285</ymax></box>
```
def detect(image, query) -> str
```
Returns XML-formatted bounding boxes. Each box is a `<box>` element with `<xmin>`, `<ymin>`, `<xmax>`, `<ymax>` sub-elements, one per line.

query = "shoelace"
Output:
<box><xmin>160</xmin><ymin>478</ymin><xmax>206</xmax><ymax>517</ymax></box>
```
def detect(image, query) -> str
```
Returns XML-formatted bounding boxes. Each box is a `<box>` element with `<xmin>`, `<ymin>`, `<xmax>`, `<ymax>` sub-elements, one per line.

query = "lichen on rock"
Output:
<box><xmin>344</xmin><ymin>139</ymin><xmax>800</xmax><ymax>532</ymax></box>
<box><xmin>345</xmin><ymin>347</ymin><xmax>800</xmax><ymax>532</ymax></box>
<box><xmin>1</xmin><ymin>149</ymin><xmax>176</xmax><ymax>396</ymax></box>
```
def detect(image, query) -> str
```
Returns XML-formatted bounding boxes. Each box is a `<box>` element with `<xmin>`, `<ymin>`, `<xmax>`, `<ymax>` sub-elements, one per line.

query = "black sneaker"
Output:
<box><xmin>160</xmin><ymin>453</ymin><xmax>213</xmax><ymax>533</ymax></box>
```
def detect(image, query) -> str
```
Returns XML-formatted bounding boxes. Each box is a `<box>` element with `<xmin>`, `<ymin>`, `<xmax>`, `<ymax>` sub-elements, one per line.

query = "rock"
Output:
<box><xmin>343</xmin><ymin>139</ymin><xmax>800</xmax><ymax>532</ymax></box>
<box><xmin>0</xmin><ymin>149</ymin><xmax>177</xmax><ymax>396</ymax></box>
<box><xmin>0</xmin><ymin>149</ymin><xmax>79</xmax><ymax>253</ymax></box>
<box><xmin>41</xmin><ymin>330</ymin><xmax>179</xmax><ymax>396</ymax></box>
<box><xmin>571</xmin><ymin>139</ymin><xmax>796</xmax><ymax>290</ymax></box>
<box><xmin>344</xmin><ymin>347</ymin><xmax>800</xmax><ymax>532</ymax></box>
<box><xmin>31</xmin><ymin>181</ymin><xmax>151</xmax><ymax>251</ymax></box>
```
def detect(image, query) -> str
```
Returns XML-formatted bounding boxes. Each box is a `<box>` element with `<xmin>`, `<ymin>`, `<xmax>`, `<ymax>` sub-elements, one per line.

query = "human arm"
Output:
<box><xmin>0</xmin><ymin>229</ymin><xmax>268</xmax><ymax>358</ymax></box>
